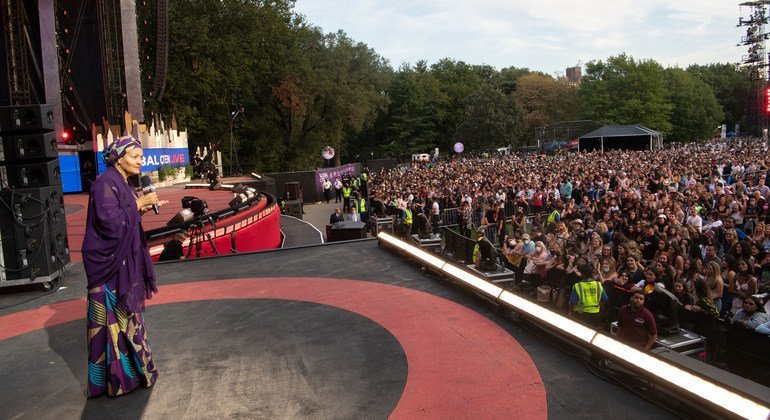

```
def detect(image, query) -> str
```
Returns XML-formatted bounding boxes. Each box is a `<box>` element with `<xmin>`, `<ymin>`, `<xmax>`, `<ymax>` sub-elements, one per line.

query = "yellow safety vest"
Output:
<box><xmin>362</xmin><ymin>172</ymin><xmax>368</xmax><ymax>181</ymax></box>
<box><xmin>403</xmin><ymin>209</ymin><xmax>413</xmax><ymax>225</ymax></box>
<box><xmin>342</xmin><ymin>187</ymin><xmax>352</xmax><ymax>198</ymax></box>
<box><xmin>546</xmin><ymin>210</ymin><xmax>559</xmax><ymax>225</ymax></box>
<box><xmin>574</xmin><ymin>280</ymin><xmax>603</xmax><ymax>314</ymax></box>
<box><xmin>356</xmin><ymin>198</ymin><xmax>367</xmax><ymax>213</ymax></box>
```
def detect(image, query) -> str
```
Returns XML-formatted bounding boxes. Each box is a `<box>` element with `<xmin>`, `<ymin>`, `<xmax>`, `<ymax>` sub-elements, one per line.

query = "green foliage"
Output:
<box><xmin>513</xmin><ymin>73</ymin><xmax>579</xmax><ymax>145</ymax></box>
<box><xmin>664</xmin><ymin>68</ymin><xmax>723</xmax><ymax>142</ymax></box>
<box><xmin>157</xmin><ymin>164</ymin><xmax>177</xmax><ymax>182</ymax></box>
<box><xmin>686</xmin><ymin>63</ymin><xmax>751</xmax><ymax>131</ymax></box>
<box><xmin>579</xmin><ymin>54</ymin><xmax>673</xmax><ymax>134</ymax></box>
<box><xmin>454</xmin><ymin>83</ymin><xmax>524</xmax><ymax>150</ymax></box>
<box><xmin>385</xmin><ymin>64</ymin><xmax>448</xmax><ymax>156</ymax></box>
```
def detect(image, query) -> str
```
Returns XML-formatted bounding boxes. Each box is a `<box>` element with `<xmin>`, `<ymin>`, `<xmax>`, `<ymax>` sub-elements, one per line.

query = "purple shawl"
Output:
<box><xmin>82</xmin><ymin>166</ymin><xmax>157</xmax><ymax>313</ymax></box>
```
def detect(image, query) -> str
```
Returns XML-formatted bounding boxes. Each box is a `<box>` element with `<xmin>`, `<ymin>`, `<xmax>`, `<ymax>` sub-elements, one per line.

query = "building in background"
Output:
<box><xmin>566</xmin><ymin>66</ymin><xmax>582</xmax><ymax>85</ymax></box>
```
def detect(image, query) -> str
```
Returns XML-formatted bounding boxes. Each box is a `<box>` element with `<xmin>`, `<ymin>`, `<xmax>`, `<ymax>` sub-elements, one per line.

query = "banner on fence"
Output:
<box><xmin>314</xmin><ymin>163</ymin><xmax>358</xmax><ymax>192</ymax></box>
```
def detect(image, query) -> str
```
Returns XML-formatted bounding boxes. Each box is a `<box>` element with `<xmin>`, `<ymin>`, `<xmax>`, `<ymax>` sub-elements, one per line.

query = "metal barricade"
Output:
<box><xmin>441</xmin><ymin>207</ymin><xmax>460</xmax><ymax>227</ymax></box>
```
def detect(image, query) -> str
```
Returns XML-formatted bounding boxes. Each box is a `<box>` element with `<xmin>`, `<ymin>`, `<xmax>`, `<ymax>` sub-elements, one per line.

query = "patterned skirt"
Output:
<box><xmin>87</xmin><ymin>282</ymin><xmax>158</xmax><ymax>397</ymax></box>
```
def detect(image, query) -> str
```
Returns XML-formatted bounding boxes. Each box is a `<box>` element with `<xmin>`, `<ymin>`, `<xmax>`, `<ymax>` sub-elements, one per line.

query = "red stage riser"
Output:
<box><xmin>149</xmin><ymin>203</ymin><xmax>281</xmax><ymax>261</ymax></box>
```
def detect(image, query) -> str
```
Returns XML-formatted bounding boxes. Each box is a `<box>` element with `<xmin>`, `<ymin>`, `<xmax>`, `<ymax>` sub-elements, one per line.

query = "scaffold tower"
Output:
<box><xmin>738</xmin><ymin>1</ymin><xmax>770</xmax><ymax>137</ymax></box>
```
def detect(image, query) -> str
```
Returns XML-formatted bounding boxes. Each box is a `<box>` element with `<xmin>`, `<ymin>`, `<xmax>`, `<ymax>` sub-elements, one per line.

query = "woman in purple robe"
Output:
<box><xmin>83</xmin><ymin>136</ymin><xmax>167</xmax><ymax>397</ymax></box>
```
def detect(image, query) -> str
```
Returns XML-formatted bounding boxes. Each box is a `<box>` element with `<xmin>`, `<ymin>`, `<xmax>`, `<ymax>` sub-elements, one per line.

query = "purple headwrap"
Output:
<box><xmin>102</xmin><ymin>135</ymin><xmax>142</xmax><ymax>166</ymax></box>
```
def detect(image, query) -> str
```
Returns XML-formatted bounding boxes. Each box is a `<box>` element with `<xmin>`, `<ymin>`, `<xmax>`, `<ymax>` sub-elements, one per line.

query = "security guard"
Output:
<box><xmin>545</xmin><ymin>202</ymin><xmax>562</xmax><ymax>232</ymax></box>
<box><xmin>342</xmin><ymin>183</ymin><xmax>353</xmax><ymax>212</ymax></box>
<box><xmin>400</xmin><ymin>203</ymin><xmax>413</xmax><ymax>238</ymax></box>
<box><xmin>354</xmin><ymin>193</ymin><xmax>368</xmax><ymax>224</ymax></box>
<box><xmin>569</xmin><ymin>262</ymin><xmax>608</xmax><ymax>327</ymax></box>
<box><xmin>473</xmin><ymin>231</ymin><xmax>497</xmax><ymax>271</ymax></box>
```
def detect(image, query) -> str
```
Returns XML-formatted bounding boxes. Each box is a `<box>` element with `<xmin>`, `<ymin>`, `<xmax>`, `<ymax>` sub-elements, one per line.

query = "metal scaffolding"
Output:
<box><xmin>2</xmin><ymin>0</ymin><xmax>32</xmax><ymax>105</ymax></box>
<box><xmin>738</xmin><ymin>1</ymin><xmax>770</xmax><ymax>137</ymax></box>
<box><xmin>96</xmin><ymin>0</ymin><xmax>126</xmax><ymax>125</ymax></box>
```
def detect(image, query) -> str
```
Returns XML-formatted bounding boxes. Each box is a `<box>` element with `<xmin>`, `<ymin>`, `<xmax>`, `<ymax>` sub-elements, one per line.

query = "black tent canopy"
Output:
<box><xmin>578</xmin><ymin>125</ymin><xmax>662</xmax><ymax>152</ymax></box>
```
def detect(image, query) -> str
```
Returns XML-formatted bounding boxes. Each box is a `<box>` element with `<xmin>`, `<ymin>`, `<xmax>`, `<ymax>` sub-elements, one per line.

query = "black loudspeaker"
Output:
<box><xmin>0</xmin><ymin>185</ymin><xmax>66</xmax><ymax>236</ymax></box>
<box><xmin>283</xmin><ymin>199</ymin><xmax>303</xmax><ymax>219</ymax></box>
<box><xmin>1</xmin><ymin>225</ymin><xmax>70</xmax><ymax>280</ymax></box>
<box><xmin>0</xmin><ymin>159</ymin><xmax>61</xmax><ymax>188</ymax></box>
<box><xmin>0</xmin><ymin>132</ymin><xmax>58</xmax><ymax>161</ymax></box>
<box><xmin>285</xmin><ymin>182</ymin><xmax>300</xmax><ymax>201</ymax></box>
<box><xmin>0</xmin><ymin>104</ymin><xmax>54</xmax><ymax>133</ymax></box>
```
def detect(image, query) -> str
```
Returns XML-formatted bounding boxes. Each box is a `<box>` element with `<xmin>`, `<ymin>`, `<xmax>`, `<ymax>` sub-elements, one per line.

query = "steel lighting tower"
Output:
<box><xmin>738</xmin><ymin>1</ymin><xmax>770</xmax><ymax>138</ymax></box>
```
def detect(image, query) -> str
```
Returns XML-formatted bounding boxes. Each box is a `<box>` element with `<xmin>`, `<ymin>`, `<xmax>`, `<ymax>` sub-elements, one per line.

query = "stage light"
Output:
<box><xmin>498</xmin><ymin>291</ymin><xmax>596</xmax><ymax>343</ymax></box>
<box><xmin>377</xmin><ymin>231</ymin><xmax>410</xmax><ymax>252</ymax></box>
<box><xmin>377</xmin><ymin>232</ymin><xmax>444</xmax><ymax>269</ymax></box>
<box><xmin>590</xmin><ymin>334</ymin><xmax>770</xmax><ymax>420</ymax></box>
<box><xmin>442</xmin><ymin>263</ymin><xmax>503</xmax><ymax>298</ymax></box>
<box><xmin>61</xmin><ymin>131</ymin><xmax>70</xmax><ymax>140</ymax></box>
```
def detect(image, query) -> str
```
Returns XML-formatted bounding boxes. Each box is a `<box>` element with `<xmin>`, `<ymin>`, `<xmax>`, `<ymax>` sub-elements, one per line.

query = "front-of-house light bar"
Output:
<box><xmin>498</xmin><ymin>291</ymin><xmax>597</xmax><ymax>343</ymax></box>
<box><xmin>377</xmin><ymin>232</ymin><xmax>445</xmax><ymax>269</ymax></box>
<box><xmin>441</xmin><ymin>263</ymin><xmax>504</xmax><ymax>298</ymax></box>
<box><xmin>590</xmin><ymin>334</ymin><xmax>770</xmax><ymax>420</ymax></box>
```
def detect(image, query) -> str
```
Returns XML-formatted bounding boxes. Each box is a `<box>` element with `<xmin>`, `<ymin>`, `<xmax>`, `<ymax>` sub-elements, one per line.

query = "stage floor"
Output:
<box><xmin>0</xmin><ymin>240</ymin><xmax>675</xmax><ymax>419</ymax></box>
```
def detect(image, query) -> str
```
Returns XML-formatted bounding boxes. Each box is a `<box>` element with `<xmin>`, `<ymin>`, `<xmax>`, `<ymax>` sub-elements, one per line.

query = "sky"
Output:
<box><xmin>292</xmin><ymin>0</ymin><xmax>749</xmax><ymax>75</ymax></box>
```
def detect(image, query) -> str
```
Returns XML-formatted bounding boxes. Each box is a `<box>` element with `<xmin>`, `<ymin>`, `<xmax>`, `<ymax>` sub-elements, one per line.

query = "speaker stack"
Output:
<box><xmin>0</xmin><ymin>104</ymin><xmax>70</xmax><ymax>288</ymax></box>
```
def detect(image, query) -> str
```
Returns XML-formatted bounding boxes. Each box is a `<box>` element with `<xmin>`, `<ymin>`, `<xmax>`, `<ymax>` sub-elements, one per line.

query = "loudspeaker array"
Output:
<box><xmin>0</xmin><ymin>104</ymin><xmax>70</xmax><ymax>287</ymax></box>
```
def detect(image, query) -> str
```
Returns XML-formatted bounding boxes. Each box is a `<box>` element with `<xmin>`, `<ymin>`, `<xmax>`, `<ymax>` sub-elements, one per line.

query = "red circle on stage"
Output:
<box><xmin>0</xmin><ymin>278</ymin><xmax>547</xmax><ymax>418</ymax></box>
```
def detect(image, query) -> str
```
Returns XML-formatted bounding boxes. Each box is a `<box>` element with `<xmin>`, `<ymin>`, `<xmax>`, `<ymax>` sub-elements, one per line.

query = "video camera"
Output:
<box><xmin>181</xmin><ymin>196</ymin><xmax>209</xmax><ymax>217</ymax></box>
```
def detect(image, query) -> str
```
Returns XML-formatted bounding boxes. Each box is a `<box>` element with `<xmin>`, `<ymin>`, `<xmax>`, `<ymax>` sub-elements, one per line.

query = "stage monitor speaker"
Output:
<box><xmin>1</xmin><ymin>131</ymin><xmax>58</xmax><ymax>161</ymax></box>
<box><xmin>284</xmin><ymin>199</ymin><xmax>303</xmax><ymax>219</ymax></box>
<box><xmin>0</xmin><ymin>159</ymin><xmax>61</xmax><ymax>188</ymax></box>
<box><xmin>285</xmin><ymin>182</ymin><xmax>300</xmax><ymax>201</ymax></box>
<box><xmin>1</xmin><ymin>225</ymin><xmax>70</xmax><ymax>281</ymax></box>
<box><xmin>0</xmin><ymin>185</ymin><xmax>66</xmax><ymax>236</ymax></box>
<box><xmin>0</xmin><ymin>104</ymin><xmax>54</xmax><ymax>133</ymax></box>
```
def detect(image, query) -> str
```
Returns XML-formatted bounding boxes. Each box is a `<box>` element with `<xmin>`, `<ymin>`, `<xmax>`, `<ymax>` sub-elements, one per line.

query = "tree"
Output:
<box><xmin>163</xmin><ymin>0</ymin><xmax>299</xmax><ymax>172</ymax></box>
<box><xmin>429</xmin><ymin>59</ymin><xmax>486</xmax><ymax>151</ymax></box>
<box><xmin>454</xmin><ymin>83</ymin><xmax>525</xmax><ymax>150</ymax></box>
<box><xmin>514</xmin><ymin>73</ymin><xmax>579</xmax><ymax>144</ymax></box>
<box><xmin>579</xmin><ymin>54</ymin><xmax>672</xmax><ymax>134</ymax></box>
<box><xmin>269</xmin><ymin>29</ymin><xmax>390</xmax><ymax>169</ymax></box>
<box><xmin>687</xmin><ymin>63</ymin><xmax>751</xmax><ymax>132</ymax></box>
<box><xmin>494</xmin><ymin>66</ymin><xmax>539</xmax><ymax>94</ymax></box>
<box><xmin>386</xmin><ymin>64</ymin><xmax>448</xmax><ymax>156</ymax></box>
<box><xmin>664</xmin><ymin>68</ymin><xmax>723</xmax><ymax>142</ymax></box>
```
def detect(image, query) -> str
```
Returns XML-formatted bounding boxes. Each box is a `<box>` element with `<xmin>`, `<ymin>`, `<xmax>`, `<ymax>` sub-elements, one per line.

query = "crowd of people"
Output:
<box><xmin>368</xmin><ymin>138</ymin><xmax>770</xmax><ymax>351</ymax></box>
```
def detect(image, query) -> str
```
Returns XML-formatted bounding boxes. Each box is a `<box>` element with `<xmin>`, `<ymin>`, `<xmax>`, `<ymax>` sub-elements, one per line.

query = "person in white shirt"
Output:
<box><xmin>345</xmin><ymin>206</ymin><xmax>360</xmax><ymax>222</ymax></box>
<box><xmin>322</xmin><ymin>178</ymin><xmax>332</xmax><ymax>203</ymax></box>
<box><xmin>334</xmin><ymin>178</ymin><xmax>343</xmax><ymax>203</ymax></box>
<box><xmin>431</xmin><ymin>199</ymin><xmax>440</xmax><ymax>234</ymax></box>
<box><xmin>685</xmin><ymin>206</ymin><xmax>703</xmax><ymax>233</ymax></box>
